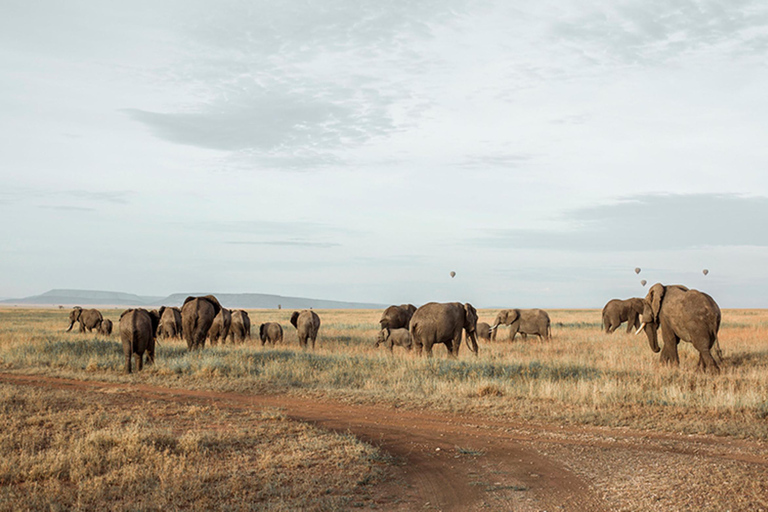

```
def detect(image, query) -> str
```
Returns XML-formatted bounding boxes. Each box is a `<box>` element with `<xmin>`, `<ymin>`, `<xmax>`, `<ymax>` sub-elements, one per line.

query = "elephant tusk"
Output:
<box><xmin>489</xmin><ymin>324</ymin><xmax>498</xmax><ymax>331</ymax></box>
<box><xmin>635</xmin><ymin>322</ymin><xmax>646</xmax><ymax>335</ymax></box>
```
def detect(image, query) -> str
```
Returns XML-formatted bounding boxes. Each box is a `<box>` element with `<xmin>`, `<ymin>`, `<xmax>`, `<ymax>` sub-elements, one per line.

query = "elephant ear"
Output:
<box><xmin>290</xmin><ymin>312</ymin><xmax>300</xmax><ymax>328</ymax></box>
<box><xmin>120</xmin><ymin>309</ymin><xmax>132</xmax><ymax>320</ymax></box>
<box><xmin>148</xmin><ymin>309</ymin><xmax>161</xmax><ymax>335</ymax></box>
<box><xmin>158</xmin><ymin>306</ymin><xmax>166</xmax><ymax>318</ymax></box>
<box><xmin>313</xmin><ymin>312</ymin><xmax>321</xmax><ymax>328</ymax></box>
<box><xmin>464</xmin><ymin>303</ymin><xmax>478</xmax><ymax>332</ymax></box>
<box><xmin>509</xmin><ymin>309</ymin><xmax>521</xmax><ymax>324</ymax></box>
<box><xmin>647</xmin><ymin>283</ymin><xmax>665</xmax><ymax>322</ymax></box>
<box><xmin>182</xmin><ymin>296</ymin><xmax>196</xmax><ymax>306</ymax></box>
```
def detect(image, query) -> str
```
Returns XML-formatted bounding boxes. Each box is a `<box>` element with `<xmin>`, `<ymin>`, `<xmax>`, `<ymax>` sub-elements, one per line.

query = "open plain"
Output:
<box><xmin>1</xmin><ymin>307</ymin><xmax>767</xmax><ymax>511</ymax></box>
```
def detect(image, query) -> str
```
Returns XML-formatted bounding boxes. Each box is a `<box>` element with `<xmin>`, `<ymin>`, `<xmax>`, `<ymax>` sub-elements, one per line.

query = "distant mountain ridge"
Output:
<box><xmin>2</xmin><ymin>289</ymin><xmax>386</xmax><ymax>310</ymax></box>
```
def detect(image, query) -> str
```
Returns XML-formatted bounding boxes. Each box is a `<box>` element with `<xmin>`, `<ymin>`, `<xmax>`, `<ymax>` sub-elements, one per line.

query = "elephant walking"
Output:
<box><xmin>259</xmin><ymin>322</ymin><xmax>283</xmax><ymax>345</ymax></box>
<box><xmin>379</xmin><ymin>304</ymin><xmax>417</xmax><ymax>330</ymax></box>
<box><xmin>119</xmin><ymin>308</ymin><xmax>160</xmax><ymax>374</ymax></box>
<box><xmin>181</xmin><ymin>295</ymin><xmax>222</xmax><ymax>350</ymax></box>
<box><xmin>475</xmin><ymin>322</ymin><xmax>492</xmax><ymax>343</ymax></box>
<box><xmin>157</xmin><ymin>306</ymin><xmax>182</xmax><ymax>339</ymax></box>
<box><xmin>602</xmin><ymin>298</ymin><xmax>644</xmax><ymax>334</ymax></box>
<box><xmin>66</xmin><ymin>307</ymin><xmax>103</xmax><ymax>333</ymax></box>
<box><xmin>208</xmin><ymin>308</ymin><xmax>232</xmax><ymax>346</ymax></box>
<box><xmin>99</xmin><ymin>319</ymin><xmax>113</xmax><ymax>336</ymax></box>
<box><xmin>376</xmin><ymin>327</ymin><xmax>413</xmax><ymax>353</ymax></box>
<box><xmin>490</xmin><ymin>309</ymin><xmax>551</xmax><ymax>341</ymax></box>
<box><xmin>290</xmin><ymin>310</ymin><xmax>321</xmax><ymax>349</ymax></box>
<box><xmin>229</xmin><ymin>310</ymin><xmax>251</xmax><ymax>343</ymax></box>
<box><xmin>636</xmin><ymin>283</ymin><xmax>723</xmax><ymax>373</ymax></box>
<box><xmin>409</xmin><ymin>302</ymin><xmax>479</xmax><ymax>358</ymax></box>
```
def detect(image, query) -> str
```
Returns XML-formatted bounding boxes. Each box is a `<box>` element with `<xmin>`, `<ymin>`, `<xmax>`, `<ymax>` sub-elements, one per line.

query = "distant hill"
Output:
<box><xmin>1</xmin><ymin>289</ymin><xmax>162</xmax><ymax>306</ymax></box>
<box><xmin>2</xmin><ymin>289</ymin><xmax>385</xmax><ymax>310</ymax></box>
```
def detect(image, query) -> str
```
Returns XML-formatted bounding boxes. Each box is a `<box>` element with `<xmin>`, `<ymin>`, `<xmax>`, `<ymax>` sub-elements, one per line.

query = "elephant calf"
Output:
<box><xmin>259</xmin><ymin>322</ymin><xmax>283</xmax><ymax>345</ymax></box>
<box><xmin>290</xmin><ymin>310</ymin><xmax>321</xmax><ymax>349</ymax></box>
<box><xmin>475</xmin><ymin>322</ymin><xmax>491</xmax><ymax>343</ymax></box>
<box><xmin>229</xmin><ymin>310</ymin><xmax>252</xmax><ymax>343</ymax></box>
<box><xmin>208</xmin><ymin>308</ymin><xmax>232</xmax><ymax>346</ymax></box>
<box><xmin>376</xmin><ymin>327</ymin><xmax>412</xmax><ymax>352</ymax></box>
<box><xmin>99</xmin><ymin>318</ymin><xmax>113</xmax><ymax>336</ymax></box>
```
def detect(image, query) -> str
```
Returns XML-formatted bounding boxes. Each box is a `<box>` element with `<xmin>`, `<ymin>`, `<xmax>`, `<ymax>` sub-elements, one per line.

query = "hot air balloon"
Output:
<box><xmin>702</xmin><ymin>269</ymin><xmax>709</xmax><ymax>276</ymax></box>
<box><xmin>640</xmin><ymin>279</ymin><xmax>647</xmax><ymax>287</ymax></box>
<box><xmin>449</xmin><ymin>271</ymin><xmax>456</xmax><ymax>278</ymax></box>
<box><xmin>634</xmin><ymin>267</ymin><xmax>641</xmax><ymax>274</ymax></box>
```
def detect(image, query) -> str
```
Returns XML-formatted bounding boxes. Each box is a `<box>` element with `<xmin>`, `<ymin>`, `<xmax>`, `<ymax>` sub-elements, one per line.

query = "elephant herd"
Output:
<box><xmin>379</xmin><ymin>282</ymin><xmax>723</xmax><ymax>373</ymax></box>
<box><xmin>375</xmin><ymin>302</ymin><xmax>552</xmax><ymax>357</ymax></box>
<box><xmin>63</xmin><ymin>282</ymin><xmax>724</xmax><ymax>374</ymax></box>
<box><xmin>64</xmin><ymin>295</ymin><xmax>320</xmax><ymax>373</ymax></box>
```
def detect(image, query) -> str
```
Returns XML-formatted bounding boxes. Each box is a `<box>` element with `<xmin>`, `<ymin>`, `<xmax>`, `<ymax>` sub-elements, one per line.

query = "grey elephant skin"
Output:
<box><xmin>259</xmin><ymin>322</ymin><xmax>283</xmax><ymax>345</ymax></box>
<box><xmin>119</xmin><ymin>308</ymin><xmax>160</xmax><ymax>374</ymax></box>
<box><xmin>409</xmin><ymin>302</ymin><xmax>479</xmax><ymax>357</ymax></box>
<box><xmin>99</xmin><ymin>318</ymin><xmax>113</xmax><ymax>336</ymax></box>
<box><xmin>229</xmin><ymin>310</ymin><xmax>251</xmax><ymax>343</ymax></box>
<box><xmin>379</xmin><ymin>304</ymin><xmax>417</xmax><ymax>330</ymax></box>
<box><xmin>637</xmin><ymin>283</ymin><xmax>723</xmax><ymax>373</ymax></box>
<box><xmin>66</xmin><ymin>306</ymin><xmax>103</xmax><ymax>333</ymax></box>
<box><xmin>602</xmin><ymin>298</ymin><xmax>644</xmax><ymax>334</ymax></box>
<box><xmin>290</xmin><ymin>310</ymin><xmax>321</xmax><ymax>349</ymax></box>
<box><xmin>491</xmin><ymin>309</ymin><xmax>551</xmax><ymax>341</ymax></box>
<box><xmin>376</xmin><ymin>327</ymin><xmax>412</xmax><ymax>353</ymax></box>
<box><xmin>157</xmin><ymin>306</ymin><xmax>182</xmax><ymax>339</ymax></box>
<box><xmin>181</xmin><ymin>295</ymin><xmax>222</xmax><ymax>350</ymax></box>
<box><xmin>208</xmin><ymin>308</ymin><xmax>232</xmax><ymax>346</ymax></box>
<box><xmin>475</xmin><ymin>321</ymin><xmax>492</xmax><ymax>343</ymax></box>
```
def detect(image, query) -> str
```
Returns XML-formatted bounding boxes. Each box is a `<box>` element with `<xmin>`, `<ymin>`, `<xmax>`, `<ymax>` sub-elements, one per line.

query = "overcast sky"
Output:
<box><xmin>2</xmin><ymin>1</ymin><xmax>768</xmax><ymax>307</ymax></box>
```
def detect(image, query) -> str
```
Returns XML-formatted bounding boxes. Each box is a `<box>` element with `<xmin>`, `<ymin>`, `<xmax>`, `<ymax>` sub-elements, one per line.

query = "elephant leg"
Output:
<box><xmin>146</xmin><ymin>342</ymin><xmax>155</xmax><ymax>366</ymax></box>
<box><xmin>659</xmin><ymin>330</ymin><xmax>680</xmax><ymax>366</ymax></box>
<box><xmin>509</xmin><ymin>331</ymin><xmax>516</xmax><ymax>342</ymax></box>
<box><xmin>311</xmin><ymin>337</ymin><xmax>316</xmax><ymax>350</ymax></box>
<box><xmin>125</xmin><ymin>353</ymin><xmax>132</xmax><ymax>374</ymax></box>
<box><xmin>697</xmin><ymin>347</ymin><xmax>720</xmax><ymax>373</ymax></box>
<box><xmin>712</xmin><ymin>339</ymin><xmax>724</xmax><ymax>362</ymax></box>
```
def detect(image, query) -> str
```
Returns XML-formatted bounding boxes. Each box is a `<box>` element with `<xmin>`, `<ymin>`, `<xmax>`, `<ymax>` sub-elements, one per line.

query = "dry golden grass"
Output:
<box><xmin>1</xmin><ymin>307</ymin><xmax>767</xmax><ymax>441</ymax></box>
<box><xmin>0</xmin><ymin>381</ymin><xmax>387</xmax><ymax>511</ymax></box>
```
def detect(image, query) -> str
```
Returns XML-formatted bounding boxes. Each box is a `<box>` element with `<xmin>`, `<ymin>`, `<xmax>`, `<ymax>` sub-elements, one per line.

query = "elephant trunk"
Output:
<box><xmin>66</xmin><ymin>321</ymin><xmax>74</xmax><ymax>332</ymax></box>
<box><xmin>636</xmin><ymin>321</ymin><xmax>660</xmax><ymax>353</ymax></box>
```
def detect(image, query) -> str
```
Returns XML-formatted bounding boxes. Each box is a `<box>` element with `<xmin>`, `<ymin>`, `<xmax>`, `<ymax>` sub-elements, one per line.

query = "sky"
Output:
<box><xmin>2</xmin><ymin>0</ymin><xmax>768</xmax><ymax>307</ymax></box>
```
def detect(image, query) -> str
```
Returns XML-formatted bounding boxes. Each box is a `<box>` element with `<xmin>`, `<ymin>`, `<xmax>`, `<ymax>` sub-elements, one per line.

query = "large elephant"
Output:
<box><xmin>229</xmin><ymin>309</ymin><xmax>251</xmax><ymax>343</ymax></box>
<box><xmin>119</xmin><ymin>308</ymin><xmax>160</xmax><ymax>374</ymax></box>
<box><xmin>290</xmin><ymin>310</ymin><xmax>321</xmax><ymax>349</ymax></box>
<box><xmin>157</xmin><ymin>306</ymin><xmax>182</xmax><ymax>339</ymax></box>
<box><xmin>636</xmin><ymin>283</ymin><xmax>723</xmax><ymax>373</ymax></box>
<box><xmin>259</xmin><ymin>322</ymin><xmax>283</xmax><ymax>345</ymax></box>
<box><xmin>66</xmin><ymin>307</ymin><xmax>103</xmax><ymax>333</ymax></box>
<box><xmin>99</xmin><ymin>318</ymin><xmax>113</xmax><ymax>336</ymax></box>
<box><xmin>379</xmin><ymin>304</ymin><xmax>417</xmax><ymax>330</ymax></box>
<box><xmin>409</xmin><ymin>302</ymin><xmax>479</xmax><ymax>357</ymax></box>
<box><xmin>490</xmin><ymin>309</ymin><xmax>551</xmax><ymax>341</ymax></box>
<box><xmin>208</xmin><ymin>308</ymin><xmax>232</xmax><ymax>346</ymax></box>
<box><xmin>602</xmin><ymin>298</ymin><xmax>644</xmax><ymax>334</ymax></box>
<box><xmin>181</xmin><ymin>295</ymin><xmax>222</xmax><ymax>350</ymax></box>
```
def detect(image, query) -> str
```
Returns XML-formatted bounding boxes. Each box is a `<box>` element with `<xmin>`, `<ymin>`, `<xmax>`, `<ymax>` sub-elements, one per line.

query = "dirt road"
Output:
<box><xmin>2</xmin><ymin>372</ymin><xmax>766</xmax><ymax>511</ymax></box>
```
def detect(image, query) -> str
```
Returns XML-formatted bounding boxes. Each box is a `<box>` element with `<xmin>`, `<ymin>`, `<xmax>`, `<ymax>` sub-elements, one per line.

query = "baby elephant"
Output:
<box><xmin>259</xmin><ymin>322</ymin><xmax>283</xmax><ymax>346</ymax></box>
<box><xmin>99</xmin><ymin>319</ymin><xmax>113</xmax><ymax>336</ymax></box>
<box><xmin>376</xmin><ymin>327</ymin><xmax>413</xmax><ymax>353</ymax></box>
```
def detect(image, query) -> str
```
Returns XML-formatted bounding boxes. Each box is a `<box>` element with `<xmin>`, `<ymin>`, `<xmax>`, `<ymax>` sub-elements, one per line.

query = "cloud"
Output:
<box><xmin>41</xmin><ymin>205</ymin><xmax>96</xmax><ymax>212</ymax></box>
<box><xmin>226</xmin><ymin>240</ymin><xmax>341</xmax><ymax>248</ymax></box>
<box><xmin>474</xmin><ymin>194</ymin><xmax>768</xmax><ymax>251</ymax></box>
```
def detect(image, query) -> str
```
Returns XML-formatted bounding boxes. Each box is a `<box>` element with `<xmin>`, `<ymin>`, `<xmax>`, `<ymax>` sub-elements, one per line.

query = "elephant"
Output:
<box><xmin>636</xmin><ymin>283</ymin><xmax>723</xmax><ymax>373</ymax></box>
<box><xmin>228</xmin><ymin>310</ymin><xmax>251</xmax><ymax>343</ymax></box>
<box><xmin>602</xmin><ymin>298</ymin><xmax>644</xmax><ymax>334</ymax></box>
<box><xmin>181</xmin><ymin>295</ymin><xmax>222</xmax><ymax>350</ymax></box>
<box><xmin>409</xmin><ymin>302</ymin><xmax>479</xmax><ymax>357</ymax></box>
<box><xmin>290</xmin><ymin>310</ymin><xmax>321</xmax><ymax>349</ymax></box>
<box><xmin>99</xmin><ymin>318</ymin><xmax>113</xmax><ymax>336</ymax></box>
<box><xmin>379</xmin><ymin>304</ymin><xmax>417</xmax><ymax>330</ymax></box>
<box><xmin>208</xmin><ymin>308</ymin><xmax>232</xmax><ymax>346</ymax></box>
<box><xmin>376</xmin><ymin>327</ymin><xmax>413</xmax><ymax>352</ymax></box>
<box><xmin>259</xmin><ymin>322</ymin><xmax>283</xmax><ymax>346</ymax></box>
<box><xmin>490</xmin><ymin>309</ymin><xmax>551</xmax><ymax>341</ymax></box>
<box><xmin>475</xmin><ymin>322</ymin><xmax>491</xmax><ymax>343</ymax></box>
<box><xmin>66</xmin><ymin>306</ymin><xmax>103</xmax><ymax>333</ymax></box>
<box><xmin>157</xmin><ymin>306</ymin><xmax>182</xmax><ymax>339</ymax></box>
<box><xmin>119</xmin><ymin>308</ymin><xmax>160</xmax><ymax>373</ymax></box>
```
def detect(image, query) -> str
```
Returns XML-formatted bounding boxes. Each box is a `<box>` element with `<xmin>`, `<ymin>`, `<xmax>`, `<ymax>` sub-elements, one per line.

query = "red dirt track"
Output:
<box><xmin>2</xmin><ymin>372</ymin><xmax>767</xmax><ymax>511</ymax></box>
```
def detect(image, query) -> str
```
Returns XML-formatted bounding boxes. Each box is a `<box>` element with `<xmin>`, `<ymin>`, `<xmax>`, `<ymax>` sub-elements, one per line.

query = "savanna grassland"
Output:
<box><xmin>1</xmin><ymin>307</ymin><xmax>768</xmax><ymax>510</ymax></box>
